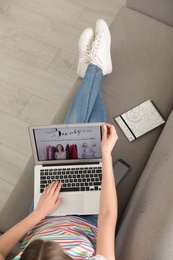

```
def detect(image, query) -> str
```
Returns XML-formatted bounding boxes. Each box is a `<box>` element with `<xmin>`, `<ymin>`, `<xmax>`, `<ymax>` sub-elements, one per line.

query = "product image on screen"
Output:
<box><xmin>33</xmin><ymin>126</ymin><xmax>102</xmax><ymax>161</ymax></box>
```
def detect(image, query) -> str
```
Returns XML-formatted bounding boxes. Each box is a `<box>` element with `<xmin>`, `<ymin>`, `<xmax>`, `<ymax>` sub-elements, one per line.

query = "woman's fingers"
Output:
<box><xmin>43</xmin><ymin>181</ymin><xmax>55</xmax><ymax>194</ymax></box>
<box><xmin>35</xmin><ymin>181</ymin><xmax>64</xmax><ymax>217</ymax></box>
<box><xmin>101</xmin><ymin>124</ymin><xmax>118</xmax><ymax>155</ymax></box>
<box><xmin>43</xmin><ymin>181</ymin><xmax>61</xmax><ymax>196</ymax></box>
<box><xmin>102</xmin><ymin>124</ymin><xmax>117</xmax><ymax>140</ymax></box>
<box><xmin>53</xmin><ymin>182</ymin><xmax>62</xmax><ymax>198</ymax></box>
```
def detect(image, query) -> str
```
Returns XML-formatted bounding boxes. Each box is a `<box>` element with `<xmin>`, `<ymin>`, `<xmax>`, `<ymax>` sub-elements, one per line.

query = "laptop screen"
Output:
<box><xmin>31</xmin><ymin>124</ymin><xmax>102</xmax><ymax>163</ymax></box>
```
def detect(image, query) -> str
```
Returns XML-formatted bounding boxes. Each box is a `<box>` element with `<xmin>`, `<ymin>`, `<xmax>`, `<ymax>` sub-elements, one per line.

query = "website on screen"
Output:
<box><xmin>34</xmin><ymin>126</ymin><xmax>102</xmax><ymax>161</ymax></box>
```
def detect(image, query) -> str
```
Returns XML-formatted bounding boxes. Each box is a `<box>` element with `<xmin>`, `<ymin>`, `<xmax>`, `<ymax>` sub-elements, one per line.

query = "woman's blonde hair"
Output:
<box><xmin>20</xmin><ymin>239</ymin><xmax>72</xmax><ymax>260</ymax></box>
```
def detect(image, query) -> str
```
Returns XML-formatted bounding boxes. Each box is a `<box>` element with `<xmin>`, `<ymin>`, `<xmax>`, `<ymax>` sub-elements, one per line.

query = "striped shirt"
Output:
<box><xmin>13</xmin><ymin>216</ymin><xmax>105</xmax><ymax>260</ymax></box>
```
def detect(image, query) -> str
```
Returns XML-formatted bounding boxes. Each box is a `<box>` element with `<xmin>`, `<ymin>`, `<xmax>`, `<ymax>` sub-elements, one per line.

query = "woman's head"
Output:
<box><xmin>56</xmin><ymin>144</ymin><xmax>64</xmax><ymax>152</ymax></box>
<box><xmin>20</xmin><ymin>239</ymin><xmax>72</xmax><ymax>260</ymax></box>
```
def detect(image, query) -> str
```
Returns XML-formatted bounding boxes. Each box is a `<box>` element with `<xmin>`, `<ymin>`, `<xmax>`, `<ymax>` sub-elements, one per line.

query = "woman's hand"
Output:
<box><xmin>34</xmin><ymin>181</ymin><xmax>64</xmax><ymax>218</ymax></box>
<box><xmin>101</xmin><ymin>124</ymin><xmax>118</xmax><ymax>157</ymax></box>
<box><xmin>0</xmin><ymin>181</ymin><xmax>63</xmax><ymax>259</ymax></box>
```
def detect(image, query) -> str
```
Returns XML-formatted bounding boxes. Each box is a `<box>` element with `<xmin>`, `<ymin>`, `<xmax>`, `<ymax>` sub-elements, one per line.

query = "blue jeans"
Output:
<box><xmin>64</xmin><ymin>64</ymin><xmax>106</xmax><ymax>227</ymax></box>
<box><xmin>64</xmin><ymin>64</ymin><xmax>106</xmax><ymax>123</ymax></box>
<box><xmin>30</xmin><ymin>65</ymin><xmax>106</xmax><ymax>227</ymax></box>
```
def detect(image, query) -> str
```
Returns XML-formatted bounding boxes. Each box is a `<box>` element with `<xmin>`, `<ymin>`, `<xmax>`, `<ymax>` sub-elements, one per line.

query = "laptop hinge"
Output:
<box><xmin>42</xmin><ymin>162</ymin><xmax>102</xmax><ymax>167</ymax></box>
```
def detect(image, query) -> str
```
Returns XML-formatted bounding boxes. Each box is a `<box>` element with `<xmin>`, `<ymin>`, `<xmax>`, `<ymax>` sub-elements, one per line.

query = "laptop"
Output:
<box><xmin>29</xmin><ymin>123</ymin><xmax>103</xmax><ymax>216</ymax></box>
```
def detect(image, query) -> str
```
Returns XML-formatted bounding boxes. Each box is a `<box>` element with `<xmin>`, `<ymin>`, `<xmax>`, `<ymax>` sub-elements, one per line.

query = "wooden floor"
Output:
<box><xmin>0</xmin><ymin>0</ymin><xmax>125</xmax><ymax>210</ymax></box>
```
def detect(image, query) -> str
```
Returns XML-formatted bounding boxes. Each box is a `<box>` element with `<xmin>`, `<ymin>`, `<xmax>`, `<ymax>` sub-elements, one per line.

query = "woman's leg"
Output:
<box><xmin>64</xmin><ymin>64</ymin><xmax>106</xmax><ymax>227</ymax></box>
<box><xmin>63</xmin><ymin>19</ymin><xmax>112</xmax><ymax>226</ymax></box>
<box><xmin>87</xmin><ymin>90</ymin><xmax>106</xmax><ymax>122</ymax></box>
<box><xmin>64</xmin><ymin>64</ymin><xmax>106</xmax><ymax>124</ymax></box>
<box><xmin>79</xmin><ymin>215</ymin><xmax>98</xmax><ymax>227</ymax></box>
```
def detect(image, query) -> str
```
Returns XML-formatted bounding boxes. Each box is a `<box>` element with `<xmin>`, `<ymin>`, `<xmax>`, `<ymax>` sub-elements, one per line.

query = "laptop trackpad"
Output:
<box><xmin>59</xmin><ymin>194</ymin><xmax>84</xmax><ymax>214</ymax></box>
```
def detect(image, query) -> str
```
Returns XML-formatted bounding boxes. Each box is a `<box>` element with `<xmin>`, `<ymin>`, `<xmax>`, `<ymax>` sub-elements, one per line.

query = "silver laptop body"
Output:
<box><xmin>29</xmin><ymin>123</ymin><xmax>103</xmax><ymax>216</ymax></box>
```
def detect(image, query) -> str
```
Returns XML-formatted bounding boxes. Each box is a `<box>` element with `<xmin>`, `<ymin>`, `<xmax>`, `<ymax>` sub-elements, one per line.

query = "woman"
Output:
<box><xmin>0</xmin><ymin>19</ymin><xmax>118</xmax><ymax>260</ymax></box>
<box><xmin>54</xmin><ymin>144</ymin><xmax>66</xmax><ymax>160</ymax></box>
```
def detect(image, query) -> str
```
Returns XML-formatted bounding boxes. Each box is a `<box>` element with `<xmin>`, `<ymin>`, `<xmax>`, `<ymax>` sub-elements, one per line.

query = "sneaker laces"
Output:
<box><xmin>79</xmin><ymin>44</ymin><xmax>90</xmax><ymax>63</ymax></box>
<box><xmin>89</xmin><ymin>33</ymin><xmax>103</xmax><ymax>66</ymax></box>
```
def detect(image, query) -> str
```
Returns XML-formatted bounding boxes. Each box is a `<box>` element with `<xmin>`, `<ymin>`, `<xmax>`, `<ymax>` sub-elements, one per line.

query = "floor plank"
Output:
<box><xmin>0</xmin><ymin>80</ymin><xmax>31</xmax><ymax>117</ymax></box>
<box><xmin>0</xmin><ymin>0</ymin><xmax>125</xmax><ymax>211</ymax></box>
<box><xmin>19</xmin><ymin>95</ymin><xmax>60</xmax><ymax>125</ymax></box>
<box><xmin>48</xmin><ymin>50</ymin><xmax>78</xmax><ymax>82</ymax></box>
<box><xmin>0</xmin><ymin>52</ymin><xmax>72</xmax><ymax>105</ymax></box>
<box><xmin>0</xmin><ymin>23</ymin><xmax>59</xmax><ymax>70</ymax></box>
<box><xmin>0</xmin><ymin>111</ymin><xmax>31</xmax><ymax>156</ymax></box>
<box><xmin>0</xmin><ymin>144</ymin><xmax>29</xmax><ymax>185</ymax></box>
<box><xmin>0</xmin><ymin>1</ymin><xmax>81</xmax><ymax>54</ymax></box>
<box><xmin>75</xmin><ymin>7</ymin><xmax>116</xmax><ymax>30</ymax></box>
<box><xmin>6</xmin><ymin>0</ymin><xmax>85</xmax><ymax>26</ymax></box>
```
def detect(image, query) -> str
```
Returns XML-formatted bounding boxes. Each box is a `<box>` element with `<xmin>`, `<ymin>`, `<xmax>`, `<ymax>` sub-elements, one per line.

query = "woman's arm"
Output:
<box><xmin>96</xmin><ymin>124</ymin><xmax>118</xmax><ymax>260</ymax></box>
<box><xmin>0</xmin><ymin>181</ymin><xmax>63</xmax><ymax>259</ymax></box>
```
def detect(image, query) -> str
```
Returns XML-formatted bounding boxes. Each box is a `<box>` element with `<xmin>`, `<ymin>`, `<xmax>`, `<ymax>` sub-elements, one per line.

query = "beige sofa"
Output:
<box><xmin>0</xmin><ymin>0</ymin><xmax>173</xmax><ymax>259</ymax></box>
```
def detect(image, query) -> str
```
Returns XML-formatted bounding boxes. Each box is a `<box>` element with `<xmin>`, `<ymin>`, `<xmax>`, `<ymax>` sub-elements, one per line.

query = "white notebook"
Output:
<box><xmin>115</xmin><ymin>100</ymin><xmax>165</xmax><ymax>142</ymax></box>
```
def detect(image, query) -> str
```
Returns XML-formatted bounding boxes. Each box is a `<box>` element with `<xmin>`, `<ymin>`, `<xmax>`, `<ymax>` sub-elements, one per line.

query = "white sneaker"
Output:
<box><xmin>89</xmin><ymin>19</ymin><xmax>112</xmax><ymax>75</ymax></box>
<box><xmin>77</xmin><ymin>28</ymin><xmax>94</xmax><ymax>78</ymax></box>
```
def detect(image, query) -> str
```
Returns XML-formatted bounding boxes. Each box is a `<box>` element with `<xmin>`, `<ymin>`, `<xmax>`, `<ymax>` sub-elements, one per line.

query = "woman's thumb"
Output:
<box><xmin>102</xmin><ymin>124</ymin><xmax>107</xmax><ymax>140</ymax></box>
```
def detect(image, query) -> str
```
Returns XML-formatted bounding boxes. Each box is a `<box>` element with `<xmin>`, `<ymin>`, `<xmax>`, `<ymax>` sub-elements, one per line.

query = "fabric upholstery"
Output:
<box><xmin>126</xmin><ymin>0</ymin><xmax>173</xmax><ymax>27</ymax></box>
<box><xmin>102</xmin><ymin>6</ymin><xmax>173</xmax><ymax>220</ymax></box>
<box><xmin>116</xmin><ymin>110</ymin><xmax>173</xmax><ymax>260</ymax></box>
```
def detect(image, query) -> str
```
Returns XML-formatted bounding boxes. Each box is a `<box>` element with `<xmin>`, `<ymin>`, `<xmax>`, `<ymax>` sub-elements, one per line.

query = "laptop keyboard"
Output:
<box><xmin>40</xmin><ymin>166</ymin><xmax>102</xmax><ymax>193</ymax></box>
